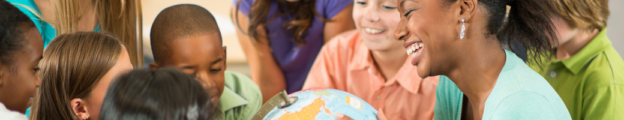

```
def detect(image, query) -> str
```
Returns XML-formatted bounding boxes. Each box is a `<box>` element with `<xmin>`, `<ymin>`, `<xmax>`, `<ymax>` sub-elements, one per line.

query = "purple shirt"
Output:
<box><xmin>234</xmin><ymin>0</ymin><xmax>352</xmax><ymax>93</ymax></box>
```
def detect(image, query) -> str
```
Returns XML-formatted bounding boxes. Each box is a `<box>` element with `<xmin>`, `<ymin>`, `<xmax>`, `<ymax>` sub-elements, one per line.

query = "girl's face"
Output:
<box><xmin>394</xmin><ymin>0</ymin><xmax>461</xmax><ymax>78</ymax></box>
<box><xmin>353</xmin><ymin>0</ymin><xmax>403</xmax><ymax>51</ymax></box>
<box><xmin>84</xmin><ymin>47</ymin><xmax>133</xmax><ymax>120</ymax></box>
<box><xmin>0</xmin><ymin>28</ymin><xmax>43</xmax><ymax>113</ymax></box>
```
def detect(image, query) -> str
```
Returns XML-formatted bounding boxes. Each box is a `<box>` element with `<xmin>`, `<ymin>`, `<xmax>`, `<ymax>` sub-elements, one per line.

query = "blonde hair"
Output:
<box><xmin>15</xmin><ymin>0</ymin><xmax>143</xmax><ymax>67</ymax></box>
<box><xmin>547</xmin><ymin>0</ymin><xmax>609</xmax><ymax>30</ymax></box>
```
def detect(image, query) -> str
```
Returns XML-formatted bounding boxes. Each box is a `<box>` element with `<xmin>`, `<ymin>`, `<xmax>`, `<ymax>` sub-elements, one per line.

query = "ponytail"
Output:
<box><xmin>498</xmin><ymin>0</ymin><xmax>557</xmax><ymax>65</ymax></box>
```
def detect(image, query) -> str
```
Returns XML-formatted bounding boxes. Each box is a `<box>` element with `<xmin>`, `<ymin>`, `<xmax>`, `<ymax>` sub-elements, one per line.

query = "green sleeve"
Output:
<box><xmin>582</xmin><ymin>84</ymin><xmax>624</xmax><ymax>119</ymax></box>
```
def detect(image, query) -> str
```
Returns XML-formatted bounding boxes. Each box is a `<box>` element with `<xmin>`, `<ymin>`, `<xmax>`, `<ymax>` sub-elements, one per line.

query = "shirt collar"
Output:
<box><xmin>560</xmin><ymin>29</ymin><xmax>611</xmax><ymax>74</ymax></box>
<box><xmin>349</xmin><ymin>36</ymin><xmax>426</xmax><ymax>94</ymax></box>
<box><xmin>217</xmin><ymin>87</ymin><xmax>249</xmax><ymax>112</ymax></box>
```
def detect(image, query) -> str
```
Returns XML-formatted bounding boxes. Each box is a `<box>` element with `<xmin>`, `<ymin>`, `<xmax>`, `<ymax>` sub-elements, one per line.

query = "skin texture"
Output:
<box><xmin>149</xmin><ymin>33</ymin><xmax>226</xmax><ymax>104</ymax></box>
<box><xmin>231</xmin><ymin>3</ymin><xmax>355</xmax><ymax>102</ymax></box>
<box><xmin>550</xmin><ymin>15</ymin><xmax>600</xmax><ymax>60</ymax></box>
<box><xmin>354</xmin><ymin>0</ymin><xmax>406</xmax><ymax>80</ymax></box>
<box><xmin>394</xmin><ymin>0</ymin><xmax>506</xmax><ymax>119</ymax></box>
<box><xmin>71</xmin><ymin>48</ymin><xmax>133</xmax><ymax>120</ymax></box>
<box><xmin>0</xmin><ymin>28</ymin><xmax>43</xmax><ymax>113</ymax></box>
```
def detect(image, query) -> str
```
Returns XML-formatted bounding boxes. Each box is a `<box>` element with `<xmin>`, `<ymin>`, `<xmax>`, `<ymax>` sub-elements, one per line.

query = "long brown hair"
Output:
<box><xmin>29</xmin><ymin>32</ymin><xmax>124</xmax><ymax>120</ymax></box>
<box><xmin>236</xmin><ymin>0</ymin><xmax>327</xmax><ymax>45</ymax></box>
<box><xmin>51</xmin><ymin>0</ymin><xmax>143</xmax><ymax>67</ymax></box>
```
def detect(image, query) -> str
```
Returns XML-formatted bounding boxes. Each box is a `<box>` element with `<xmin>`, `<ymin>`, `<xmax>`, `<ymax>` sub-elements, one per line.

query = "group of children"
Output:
<box><xmin>0</xmin><ymin>0</ymin><xmax>622</xmax><ymax>119</ymax></box>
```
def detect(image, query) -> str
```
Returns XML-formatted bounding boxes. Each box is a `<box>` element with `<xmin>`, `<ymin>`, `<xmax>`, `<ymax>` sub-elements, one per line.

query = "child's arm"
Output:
<box><xmin>232</xmin><ymin>8</ymin><xmax>286</xmax><ymax>104</ymax></box>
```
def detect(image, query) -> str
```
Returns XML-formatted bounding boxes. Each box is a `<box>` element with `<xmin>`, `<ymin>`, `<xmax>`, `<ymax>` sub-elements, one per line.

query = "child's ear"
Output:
<box><xmin>70</xmin><ymin>98</ymin><xmax>90</xmax><ymax>120</ymax></box>
<box><xmin>148</xmin><ymin>62</ymin><xmax>161</xmax><ymax>71</ymax></box>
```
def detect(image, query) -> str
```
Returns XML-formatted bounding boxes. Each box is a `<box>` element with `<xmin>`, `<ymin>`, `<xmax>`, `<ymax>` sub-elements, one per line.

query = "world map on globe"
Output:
<box><xmin>263</xmin><ymin>89</ymin><xmax>378</xmax><ymax>120</ymax></box>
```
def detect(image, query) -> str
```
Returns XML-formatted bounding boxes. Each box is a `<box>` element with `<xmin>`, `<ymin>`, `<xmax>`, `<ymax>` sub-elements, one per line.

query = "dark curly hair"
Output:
<box><xmin>0</xmin><ymin>0</ymin><xmax>37</xmax><ymax>67</ymax></box>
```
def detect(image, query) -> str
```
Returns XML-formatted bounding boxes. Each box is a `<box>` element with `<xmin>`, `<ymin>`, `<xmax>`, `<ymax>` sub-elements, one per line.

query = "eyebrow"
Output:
<box><xmin>400</xmin><ymin>0</ymin><xmax>416</xmax><ymax>8</ymax></box>
<box><xmin>211</xmin><ymin>58</ymin><xmax>223</xmax><ymax>65</ymax></box>
<box><xmin>33</xmin><ymin>56</ymin><xmax>42</xmax><ymax>63</ymax></box>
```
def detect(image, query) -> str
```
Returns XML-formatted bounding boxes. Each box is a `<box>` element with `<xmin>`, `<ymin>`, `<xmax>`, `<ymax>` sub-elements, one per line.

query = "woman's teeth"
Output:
<box><xmin>364</xmin><ymin>28</ymin><xmax>384</xmax><ymax>34</ymax></box>
<box><xmin>407</xmin><ymin>43</ymin><xmax>424</xmax><ymax>55</ymax></box>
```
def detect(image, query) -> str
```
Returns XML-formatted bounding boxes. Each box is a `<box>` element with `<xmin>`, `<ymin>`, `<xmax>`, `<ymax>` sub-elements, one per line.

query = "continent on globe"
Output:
<box><xmin>263</xmin><ymin>89</ymin><xmax>378</xmax><ymax>120</ymax></box>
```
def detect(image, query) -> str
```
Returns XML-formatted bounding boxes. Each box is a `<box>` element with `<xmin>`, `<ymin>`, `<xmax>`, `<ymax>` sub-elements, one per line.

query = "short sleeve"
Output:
<box><xmin>302</xmin><ymin>34</ymin><xmax>342</xmax><ymax>90</ymax></box>
<box><xmin>434</xmin><ymin>76</ymin><xmax>463</xmax><ymax>120</ymax></box>
<box><xmin>232</xmin><ymin>0</ymin><xmax>254</xmax><ymax>16</ymax></box>
<box><xmin>319</xmin><ymin>0</ymin><xmax>353</xmax><ymax>19</ymax></box>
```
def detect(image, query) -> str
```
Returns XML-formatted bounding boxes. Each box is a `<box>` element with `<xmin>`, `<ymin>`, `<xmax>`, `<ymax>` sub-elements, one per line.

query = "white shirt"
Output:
<box><xmin>0</xmin><ymin>102</ymin><xmax>28</xmax><ymax>120</ymax></box>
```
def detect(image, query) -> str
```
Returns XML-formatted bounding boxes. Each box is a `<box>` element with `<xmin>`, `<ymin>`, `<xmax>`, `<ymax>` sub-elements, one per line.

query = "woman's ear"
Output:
<box><xmin>70</xmin><ymin>98</ymin><xmax>90</xmax><ymax>120</ymax></box>
<box><xmin>148</xmin><ymin>62</ymin><xmax>160</xmax><ymax>71</ymax></box>
<box><xmin>458</xmin><ymin>0</ymin><xmax>477</xmax><ymax>20</ymax></box>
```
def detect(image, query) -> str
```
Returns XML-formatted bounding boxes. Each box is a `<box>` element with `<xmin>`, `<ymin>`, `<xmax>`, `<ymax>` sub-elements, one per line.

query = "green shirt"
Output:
<box><xmin>528</xmin><ymin>29</ymin><xmax>624</xmax><ymax>120</ymax></box>
<box><xmin>218</xmin><ymin>71</ymin><xmax>262</xmax><ymax>120</ymax></box>
<box><xmin>435</xmin><ymin>49</ymin><xmax>571</xmax><ymax>120</ymax></box>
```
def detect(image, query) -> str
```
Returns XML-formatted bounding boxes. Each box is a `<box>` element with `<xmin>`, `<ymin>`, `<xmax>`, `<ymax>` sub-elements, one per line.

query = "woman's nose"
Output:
<box><xmin>394</xmin><ymin>20</ymin><xmax>408</xmax><ymax>41</ymax></box>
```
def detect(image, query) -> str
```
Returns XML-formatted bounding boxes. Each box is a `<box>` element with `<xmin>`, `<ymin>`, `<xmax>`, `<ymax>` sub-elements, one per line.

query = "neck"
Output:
<box><xmin>556</xmin><ymin>29</ymin><xmax>600</xmax><ymax>59</ymax></box>
<box><xmin>371</xmin><ymin>47</ymin><xmax>407</xmax><ymax>80</ymax></box>
<box><xmin>446</xmin><ymin>35</ymin><xmax>507</xmax><ymax>120</ymax></box>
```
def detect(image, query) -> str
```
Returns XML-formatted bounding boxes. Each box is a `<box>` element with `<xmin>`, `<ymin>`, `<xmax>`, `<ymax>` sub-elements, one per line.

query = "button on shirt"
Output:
<box><xmin>303</xmin><ymin>30</ymin><xmax>439</xmax><ymax>120</ymax></box>
<box><xmin>529</xmin><ymin>29</ymin><xmax>624</xmax><ymax>120</ymax></box>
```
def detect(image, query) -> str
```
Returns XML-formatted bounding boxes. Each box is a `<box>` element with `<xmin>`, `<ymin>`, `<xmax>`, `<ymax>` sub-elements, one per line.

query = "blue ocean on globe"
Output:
<box><xmin>263</xmin><ymin>89</ymin><xmax>378</xmax><ymax>120</ymax></box>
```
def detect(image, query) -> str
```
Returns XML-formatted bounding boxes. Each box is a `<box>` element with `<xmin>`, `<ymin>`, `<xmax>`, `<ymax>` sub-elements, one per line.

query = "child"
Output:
<box><xmin>30</xmin><ymin>32</ymin><xmax>134</xmax><ymax>120</ymax></box>
<box><xmin>302</xmin><ymin>0</ymin><xmax>438</xmax><ymax>119</ymax></box>
<box><xmin>149</xmin><ymin>4</ymin><xmax>262</xmax><ymax>120</ymax></box>
<box><xmin>99</xmin><ymin>68</ymin><xmax>218</xmax><ymax>120</ymax></box>
<box><xmin>528</xmin><ymin>0</ymin><xmax>624</xmax><ymax>119</ymax></box>
<box><xmin>0</xmin><ymin>0</ymin><xmax>43</xmax><ymax>119</ymax></box>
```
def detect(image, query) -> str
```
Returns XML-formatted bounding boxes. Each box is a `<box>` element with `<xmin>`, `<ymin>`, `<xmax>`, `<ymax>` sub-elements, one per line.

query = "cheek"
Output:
<box><xmin>87</xmin><ymin>78</ymin><xmax>114</xmax><ymax>118</ymax></box>
<box><xmin>352</xmin><ymin>7</ymin><xmax>364</xmax><ymax>29</ymax></box>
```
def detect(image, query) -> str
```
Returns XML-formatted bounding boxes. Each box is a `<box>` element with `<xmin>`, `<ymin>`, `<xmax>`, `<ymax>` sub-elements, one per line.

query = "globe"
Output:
<box><xmin>263</xmin><ymin>89</ymin><xmax>378</xmax><ymax>120</ymax></box>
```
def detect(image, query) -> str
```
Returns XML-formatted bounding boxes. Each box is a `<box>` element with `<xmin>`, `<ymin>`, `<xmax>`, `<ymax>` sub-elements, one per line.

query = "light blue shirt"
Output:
<box><xmin>8</xmin><ymin>0</ymin><xmax>100</xmax><ymax>48</ymax></box>
<box><xmin>434</xmin><ymin>49</ymin><xmax>571</xmax><ymax>120</ymax></box>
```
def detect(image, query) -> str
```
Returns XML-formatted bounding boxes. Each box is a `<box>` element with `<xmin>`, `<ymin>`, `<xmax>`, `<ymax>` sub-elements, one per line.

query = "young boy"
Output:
<box><xmin>528</xmin><ymin>0</ymin><xmax>623</xmax><ymax>119</ymax></box>
<box><xmin>100</xmin><ymin>68</ymin><xmax>217</xmax><ymax>120</ymax></box>
<box><xmin>0</xmin><ymin>0</ymin><xmax>44</xmax><ymax>119</ymax></box>
<box><xmin>148</xmin><ymin>4</ymin><xmax>262</xmax><ymax>120</ymax></box>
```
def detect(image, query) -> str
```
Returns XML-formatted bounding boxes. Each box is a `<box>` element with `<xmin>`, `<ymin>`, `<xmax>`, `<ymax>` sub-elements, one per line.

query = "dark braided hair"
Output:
<box><xmin>0</xmin><ymin>0</ymin><xmax>37</xmax><ymax>67</ymax></box>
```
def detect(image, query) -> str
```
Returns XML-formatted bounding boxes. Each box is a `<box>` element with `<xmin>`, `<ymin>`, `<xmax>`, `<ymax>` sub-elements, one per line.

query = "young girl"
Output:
<box><xmin>99</xmin><ymin>68</ymin><xmax>218</xmax><ymax>120</ymax></box>
<box><xmin>30</xmin><ymin>32</ymin><xmax>133</xmax><ymax>120</ymax></box>
<box><xmin>394</xmin><ymin>0</ymin><xmax>571</xmax><ymax>119</ymax></box>
<box><xmin>303</xmin><ymin>0</ymin><xmax>438</xmax><ymax>119</ymax></box>
<box><xmin>232</xmin><ymin>0</ymin><xmax>356</xmax><ymax>102</ymax></box>
<box><xmin>7</xmin><ymin>0</ymin><xmax>144</xmax><ymax>67</ymax></box>
<box><xmin>0</xmin><ymin>1</ymin><xmax>43</xmax><ymax>119</ymax></box>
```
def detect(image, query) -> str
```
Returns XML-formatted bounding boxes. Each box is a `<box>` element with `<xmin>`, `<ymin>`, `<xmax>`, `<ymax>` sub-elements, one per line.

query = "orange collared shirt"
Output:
<box><xmin>303</xmin><ymin>30</ymin><xmax>439</xmax><ymax>120</ymax></box>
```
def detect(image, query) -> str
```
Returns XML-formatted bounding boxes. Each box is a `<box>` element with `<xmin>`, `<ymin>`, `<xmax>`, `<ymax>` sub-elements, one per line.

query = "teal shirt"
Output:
<box><xmin>529</xmin><ymin>29</ymin><xmax>624</xmax><ymax>120</ymax></box>
<box><xmin>218</xmin><ymin>71</ymin><xmax>263</xmax><ymax>120</ymax></box>
<box><xmin>7</xmin><ymin>0</ymin><xmax>100</xmax><ymax>48</ymax></box>
<box><xmin>434</xmin><ymin>49</ymin><xmax>571</xmax><ymax>120</ymax></box>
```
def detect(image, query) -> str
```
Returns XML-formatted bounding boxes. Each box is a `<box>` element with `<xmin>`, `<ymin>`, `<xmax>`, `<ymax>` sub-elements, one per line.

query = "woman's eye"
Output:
<box><xmin>383</xmin><ymin>5</ymin><xmax>396</xmax><ymax>10</ymax></box>
<box><xmin>33</xmin><ymin>67</ymin><xmax>40</xmax><ymax>72</ymax></box>
<box><xmin>403</xmin><ymin>9</ymin><xmax>414</xmax><ymax>17</ymax></box>
<box><xmin>356</xmin><ymin>1</ymin><xmax>366</xmax><ymax>5</ymax></box>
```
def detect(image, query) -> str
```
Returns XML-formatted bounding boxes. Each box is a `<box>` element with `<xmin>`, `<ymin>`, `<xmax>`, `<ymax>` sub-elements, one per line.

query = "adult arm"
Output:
<box><xmin>231</xmin><ymin>8</ymin><xmax>286</xmax><ymax>103</ymax></box>
<box><xmin>323</xmin><ymin>4</ymin><xmax>356</xmax><ymax>43</ymax></box>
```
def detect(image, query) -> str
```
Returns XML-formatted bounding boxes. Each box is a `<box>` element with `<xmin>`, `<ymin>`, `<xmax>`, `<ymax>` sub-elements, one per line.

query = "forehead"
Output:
<box><xmin>165</xmin><ymin>33</ymin><xmax>223</xmax><ymax>65</ymax></box>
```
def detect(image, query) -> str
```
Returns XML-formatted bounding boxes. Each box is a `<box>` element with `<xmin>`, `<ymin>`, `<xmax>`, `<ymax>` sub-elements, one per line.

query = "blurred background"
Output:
<box><xmin>142</xmin><ymin>0</ymin><xmax>624</xmax><ymax>76</ymax></box>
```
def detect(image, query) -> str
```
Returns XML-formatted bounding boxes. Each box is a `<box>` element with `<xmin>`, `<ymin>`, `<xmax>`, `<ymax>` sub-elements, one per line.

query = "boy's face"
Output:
<box><xmin>151</xmin><ymin>33</ymin><xmax>226</xmax><ymax>99</ymax></box>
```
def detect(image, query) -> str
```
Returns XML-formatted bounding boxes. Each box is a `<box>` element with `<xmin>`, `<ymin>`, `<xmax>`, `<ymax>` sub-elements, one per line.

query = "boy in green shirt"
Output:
<box><xmin>528</xmin><ymin>0</ymin><xmax>624</xmax><ymax>119</ymax></box>
<box><xmin>148</xmin><ymin>4</ymin><xmax>262</xmax><ymax>120</ymax></box>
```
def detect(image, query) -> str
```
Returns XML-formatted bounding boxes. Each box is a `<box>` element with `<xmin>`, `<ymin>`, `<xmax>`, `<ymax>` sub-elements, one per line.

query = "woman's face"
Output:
<box><xmin>353</xmin><ymin>0</ymin><xmax>403</xmax><ymax>51</ymax></box>
<box><xmin>394</xmin><ymin>0</ymin><xmax>460</xmax><ymax>78</ymax></box>
<box><xmin>0</xmin><ymin>28</ymin><xmax>43</xmax><ymax>113</ymax></box>
<box><xmin>84</xmin><ymin>47</ymin><xmax>133</xmax><ymax>120</ymax></box>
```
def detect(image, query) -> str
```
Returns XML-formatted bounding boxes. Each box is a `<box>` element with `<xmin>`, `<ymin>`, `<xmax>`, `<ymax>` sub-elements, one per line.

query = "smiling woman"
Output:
<box><xmin>394</xmin><ymin>0</ymin><xmax>571</xmax><ymax>119</ymax></box>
